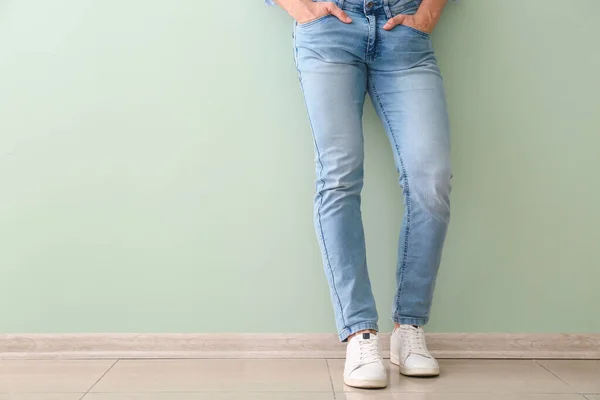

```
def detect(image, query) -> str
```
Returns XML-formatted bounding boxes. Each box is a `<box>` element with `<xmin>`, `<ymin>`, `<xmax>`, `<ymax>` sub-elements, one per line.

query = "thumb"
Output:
<box><xmin>326</xmin><ymin>3</ymin><xmax>352</xmax><ymax>23</ymax></box>
<box><xmin>383</xmin><ymin>15</ymin><xmax>405</xmax><ymax>30</ymax></box>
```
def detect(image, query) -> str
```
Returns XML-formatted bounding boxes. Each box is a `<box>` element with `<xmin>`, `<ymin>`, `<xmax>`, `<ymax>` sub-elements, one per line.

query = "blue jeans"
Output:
<box><xmin>294</xmin><ymin>0</ymin><xmax>452</xmax><ymax>341</ymax></box>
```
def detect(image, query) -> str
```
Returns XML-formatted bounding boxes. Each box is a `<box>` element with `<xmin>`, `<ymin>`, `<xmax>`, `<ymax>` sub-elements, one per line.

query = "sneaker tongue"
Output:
<box><xmin>362</xmin><ymin>333</ymin><xmax>371</xmax><ymax>340</ymax></box>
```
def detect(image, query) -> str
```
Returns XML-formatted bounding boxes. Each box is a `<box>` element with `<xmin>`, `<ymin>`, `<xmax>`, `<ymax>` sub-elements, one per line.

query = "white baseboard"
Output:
<box><xmin>1</xmin><ymin>333</ymin><xmax>599</xmax><ymax>360</ymax></box>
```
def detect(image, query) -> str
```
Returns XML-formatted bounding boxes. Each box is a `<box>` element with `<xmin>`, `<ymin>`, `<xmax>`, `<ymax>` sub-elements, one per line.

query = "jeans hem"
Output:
<box><xmin>392</xmin><ymin>316</ymin><xmax>429</xmax><ymax>326</ymax></box>
<box><xmin>339</xmin><ymin>321</ymin><xmax>379</xmax><ymax>342</ymax></box>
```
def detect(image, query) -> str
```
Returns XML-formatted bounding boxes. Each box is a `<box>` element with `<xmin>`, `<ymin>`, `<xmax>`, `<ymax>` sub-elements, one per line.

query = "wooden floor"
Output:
<box><xmin>0</xmin><ymin>359</ymin><xmax>598</xmax><ymax>399</ymax></box>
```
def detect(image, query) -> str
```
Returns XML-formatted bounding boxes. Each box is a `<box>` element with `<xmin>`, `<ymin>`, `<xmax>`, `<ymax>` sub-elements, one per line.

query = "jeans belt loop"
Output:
<box><xmin>383</xmin><ymin>0</ymin><xmax>393</xmax><ymax>19</ymax></box>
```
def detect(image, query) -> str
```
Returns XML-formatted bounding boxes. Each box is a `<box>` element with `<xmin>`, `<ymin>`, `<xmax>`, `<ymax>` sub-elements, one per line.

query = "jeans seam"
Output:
<box><xmin>313</xmin><ymin>168</ymin><xmax>347</xmax><ymax>333</ymax></box>
<box><xmin>294</xmin><ymin>27</ymin><xmax>348</xmax><ymax>333</ymax></box>
<box><xmin>366</xmin><ymin>20</ymin><xmax>370</xmax><ymax>62</ymax></box>
<box><xmin>369</xmin><ymin>77</ymin><xmax>411</xmax><ymax>318</ymax></box>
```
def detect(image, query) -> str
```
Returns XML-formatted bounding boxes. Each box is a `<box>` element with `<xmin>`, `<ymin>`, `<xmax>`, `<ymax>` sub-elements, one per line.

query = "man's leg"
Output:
<box><xmin>294</xmin><ymin>14</ymin><xmax>387</xmax><ymax>389</ymax></box>
<box><xmin>294</xmin><ymin>19</ymin><xmax>379</xmax><ymax>343</ymax></box>
<box><xmin>368</xmin><ymin>22</ymin><xmax>451</xmax><ymax>376</ymax></box>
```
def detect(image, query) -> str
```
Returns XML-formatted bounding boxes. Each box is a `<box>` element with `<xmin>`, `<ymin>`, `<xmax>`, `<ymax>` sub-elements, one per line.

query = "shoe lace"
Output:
<box><xmin>359</xmin><ymin>338</ymin><xmax>381</xmax><ymax>363</ymax></box>
<box><xmin>402</xmin><ymin>326</ymin><xmax>430</xmax><ymax>357</ymax></box>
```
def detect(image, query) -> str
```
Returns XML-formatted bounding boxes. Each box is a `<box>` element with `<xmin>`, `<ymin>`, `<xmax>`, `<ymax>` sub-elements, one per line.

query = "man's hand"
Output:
<box><xmin>276</xmin><ymin>0</ymin><xmax>352</xmax><ymax>25</ymax></box>
<box><xmin>383</xmin><ymin>13</ymin><xmax>434</xmax><ymax>33</ymax></box>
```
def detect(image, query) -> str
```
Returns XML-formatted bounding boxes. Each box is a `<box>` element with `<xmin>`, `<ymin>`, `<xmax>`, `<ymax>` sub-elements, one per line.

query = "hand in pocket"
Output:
<box><xmin>383</xmin><ymin>13</ymin><xmax>433</xmax><ymax>33</ymax></box>
<box><xmin>286</xmin><ymin>1</ymin><xmax>352</xmax><ymax>25</ymax></box>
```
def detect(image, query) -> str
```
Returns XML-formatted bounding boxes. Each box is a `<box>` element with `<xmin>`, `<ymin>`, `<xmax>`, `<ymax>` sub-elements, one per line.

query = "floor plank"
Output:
<box><xmin>0</xmin><ymin>395</ymin><xmax>83</xmax><ymax>400</ymax></box>
<box><xmin>0</xmin><ymin>360</ymin><xmax>115</xmax><ymax>394</ymax></box>
<box><xmin>91</xmin><ymin>359</ymin><xmax>332</xmax><ymax>393</ymax></box>
<box><xmin>83</xmin><ymin>393</ymin><xmax>335</xmax><ymax>400</ymax></box>
<box><xmin>328</xmin><ymin>359</ymin><xmax>575</xmax><ymax>393</ymax></box>
<box><xmin>335</xmin><ymin>395</ymin><xmax>586</xmax><ymax>400</ymax></box>
<box><xmin>538</xmin><ymin>360</ymin><xmax>600</xmax><ymax>394</ymax></box>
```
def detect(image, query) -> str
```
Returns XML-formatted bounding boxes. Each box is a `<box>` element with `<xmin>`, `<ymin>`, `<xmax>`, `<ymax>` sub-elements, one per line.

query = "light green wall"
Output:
<box><xmin>1</xmin><ymin>0</ymin><xmax>599</xmax><ymax>334</ymax></box>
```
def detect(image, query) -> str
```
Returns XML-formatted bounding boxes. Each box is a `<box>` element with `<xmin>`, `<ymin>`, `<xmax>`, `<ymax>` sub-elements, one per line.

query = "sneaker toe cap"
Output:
<box><xmin>345</xmin><ymin>362</ymin><xmax>386</xmax><ymax>380</ymax></box>
<box><xmin>404</xmin><ymin>354</ymin><xmax>439</xmax><ymax>369</ymax></box>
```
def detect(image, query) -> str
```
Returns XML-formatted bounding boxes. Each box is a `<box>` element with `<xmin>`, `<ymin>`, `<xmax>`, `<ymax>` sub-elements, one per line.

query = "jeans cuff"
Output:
<box><xmin>392</xmin><ymin>315</ymin><xmax>429</xmax><ymax>326</ymax></box>
<box><xmin>339</xmin><ymin>321</ymin><xmax>379</xmax><ymax>342</ymax></box>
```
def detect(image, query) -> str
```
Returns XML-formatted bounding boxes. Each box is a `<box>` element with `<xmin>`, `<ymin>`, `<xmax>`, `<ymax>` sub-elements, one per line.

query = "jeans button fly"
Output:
<box><xmin>366</xmin><ymin>1</ymin><xmax>374</xmax><ymax>8</ymax></box>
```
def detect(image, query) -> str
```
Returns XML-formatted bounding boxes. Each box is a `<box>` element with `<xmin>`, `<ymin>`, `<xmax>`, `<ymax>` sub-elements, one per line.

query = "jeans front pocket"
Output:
<box><xmin>400</xmin><ymin>24</ymin><xmax>430</xmax><ymax>38</ymax></box>
<box><xmin>389</xmin><ymin>0</ymin><xmax>430</xmax><ymax>38</ymax></box>
<box><xmin>297</xmin><ymin>14</ymin><xmax>334</xmax><ymax>28</ymax></box>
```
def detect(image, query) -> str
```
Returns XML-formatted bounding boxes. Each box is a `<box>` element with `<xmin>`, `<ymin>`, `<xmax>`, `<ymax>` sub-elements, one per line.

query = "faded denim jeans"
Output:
<box><xmin>293</xmin><ymin>0</ymin><xmax>452</xmax><ymax>341</ymax></box>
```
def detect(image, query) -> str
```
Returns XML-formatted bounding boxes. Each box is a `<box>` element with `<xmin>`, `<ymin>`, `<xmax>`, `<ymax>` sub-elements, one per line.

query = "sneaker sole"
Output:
<box><xmin>344</xmin><ymin>377</ymin><xmax>388</xmax><ymax>389</ymax></box>
<box><xmin>390</xmin><ymin>355</ymin><xmax>440</xmax><ymax>377</ymax></box>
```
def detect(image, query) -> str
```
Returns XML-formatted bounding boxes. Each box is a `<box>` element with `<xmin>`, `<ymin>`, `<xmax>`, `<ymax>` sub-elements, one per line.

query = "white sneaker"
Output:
<box><xmin>343</xmin><ymin>332</ymin><xmax>387</xmax><ymax>389</ymax></box>
<box><xmin>390</xmin><ymin>325</ymin><xmax>440</xmax><ymax>377</ymax></box>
